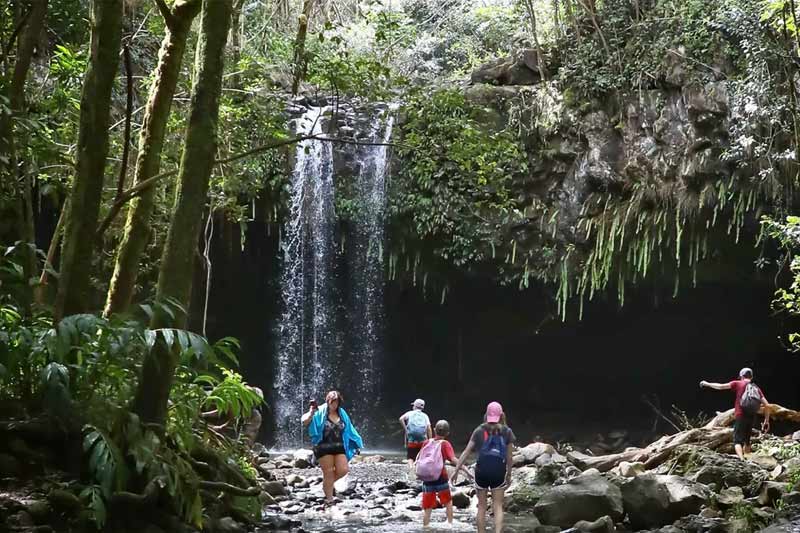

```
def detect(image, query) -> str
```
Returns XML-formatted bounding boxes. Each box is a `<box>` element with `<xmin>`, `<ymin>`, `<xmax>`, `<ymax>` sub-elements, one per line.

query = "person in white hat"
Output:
<box><xmin>700</xmin><ymin>367</ymin><xmax>770</xmax><ymax>459</ymax></box>
<box><xmin>399</xmin><ymin>398</ymin><xmax>432</xmax><ymax>471</ymax></box>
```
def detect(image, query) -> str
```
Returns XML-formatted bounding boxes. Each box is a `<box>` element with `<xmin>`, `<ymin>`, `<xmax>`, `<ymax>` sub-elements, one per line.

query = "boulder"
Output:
<box><xmin>451</xmin><ymin>491</ymin><xmax>471</xmax><ymax>509</ymax></box>
<box><xmin>470</xmin><ymin>52</ymin><xmax>542</xmax><ymax>86</ymax></box>
<box><xmin>757</xmin><ymin>481</ymin><xmax>789</xmax><ymax>506</ymax></box>
<box><xmin>47</xmin><ymin>489</ymin><xmax>82</xmax><ymax>515</ymax></box>
<box><xmin>716</xmin><ymin>486</ymin><xmax>744</xmax><ymax>507</ymax></box>
<box><xmin>621</xmin><ymin>474</ymin><xmax>710</xmax><ymax>529</ymax></box>
<box><xmin>261</xmin><ymin>481</ymin><xmax>286</xmax><ymax>497</ymax></box>
<box><xmin>619</xmin><ymin>461</ymin><xmax>645</xmax><ymax>478</ymax></box>
<box><xmin>26</xmin><ymin>500</ymin><xmax>52</xmax><ymax>524</ymax></box>
<box><xmin>518</xmin><ymin>443</ymin><xmax>556</xmax><ymax>465</ymax></box>
<box><xmin>210</xmin><ymin>517</ymin><xmax>246</xmax><ymax>533</ymax></box>
<box><xmin>363</xmin><ymin>454</ymin><xmax>385</xmax><ymax>464</ymax></box>
<box><xmin>533</xmin><ymin>474</ymin><xmax>623</xmax><ymax>528</ymax></box>
<box><xmin>781</xmin><ymin>491</ymin><xmax>800</xmax><ymax>505</ymax></box>
<box><xmin>292</xmin><ymin>449</ymin><xmax>313</xmax><ymax>469</ymax></box>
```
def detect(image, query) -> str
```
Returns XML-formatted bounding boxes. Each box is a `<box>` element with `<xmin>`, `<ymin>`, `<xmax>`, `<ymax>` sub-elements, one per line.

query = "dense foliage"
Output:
<box><xmin>389</xmin><ymin>88</ymin><xmax>527</xmax><ymax>278</ymax></box>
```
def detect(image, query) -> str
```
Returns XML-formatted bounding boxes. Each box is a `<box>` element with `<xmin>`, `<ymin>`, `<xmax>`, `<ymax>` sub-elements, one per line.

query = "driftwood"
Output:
<box><xmin>704</xmin><ymin>404</ymin><xmax>800</xmax><ymax>429</ymax></box>
<box><xmin>570</xmin><ymin>403</ymin><xmax>800</xmax><ymax>473</ymax></box>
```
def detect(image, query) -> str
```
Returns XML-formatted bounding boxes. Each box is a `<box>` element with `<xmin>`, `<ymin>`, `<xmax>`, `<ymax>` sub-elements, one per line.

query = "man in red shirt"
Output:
<box><xmin>700</xmin><ymin>367</ymin><xmax>770</xmax><ymax>459</ymax></box>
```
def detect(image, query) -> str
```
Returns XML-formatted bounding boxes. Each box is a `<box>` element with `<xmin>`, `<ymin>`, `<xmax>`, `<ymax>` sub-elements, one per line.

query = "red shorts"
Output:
<box><xmin>421</xmin><ymin>488</ymin><xmax>452</xmax><ymax>510</ymax></box>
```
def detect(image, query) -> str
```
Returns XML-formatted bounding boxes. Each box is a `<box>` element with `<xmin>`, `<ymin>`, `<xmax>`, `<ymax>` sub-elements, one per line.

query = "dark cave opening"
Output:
<box><xmin>203</xmin><ymin>220</ymin><xmax>800</xmax><ymax>449</ymax></box>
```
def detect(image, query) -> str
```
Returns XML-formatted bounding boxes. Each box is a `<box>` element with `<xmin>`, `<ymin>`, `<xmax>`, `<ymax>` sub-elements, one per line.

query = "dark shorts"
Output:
<box><xmin>314</xmin><ymin>441</ymin><xmax>345</xmax><ymax>459</ymax></box>
<box><xmin>733</xmin><ymin>414</ymin><xmax>756</xmax><ymax>446</ymax></box>
<box><xmin>407</xmin><ymin>441</ymin><xmax>424</xmax><ymax>460</ymax></box>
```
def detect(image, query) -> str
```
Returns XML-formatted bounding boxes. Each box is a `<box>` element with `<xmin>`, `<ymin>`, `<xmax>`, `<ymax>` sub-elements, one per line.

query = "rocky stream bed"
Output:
<box><xmin>253</xmin><ymin>413</ymin><xmax>800</xmax><ymax>533</ymax></box>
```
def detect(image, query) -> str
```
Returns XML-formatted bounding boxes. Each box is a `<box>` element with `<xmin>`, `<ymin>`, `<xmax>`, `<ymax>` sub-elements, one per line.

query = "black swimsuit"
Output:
<box><xmin>314</xmin><ymin>415</ymin><xmax>346</xmax><ymax>459</ymax></box>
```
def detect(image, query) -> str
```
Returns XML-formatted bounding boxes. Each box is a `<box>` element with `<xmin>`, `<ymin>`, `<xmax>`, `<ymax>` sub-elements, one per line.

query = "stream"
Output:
<box><xmin>259</xmin><ymin>451</ymin><xmax>544</xmax><ymax>532</ymax></box>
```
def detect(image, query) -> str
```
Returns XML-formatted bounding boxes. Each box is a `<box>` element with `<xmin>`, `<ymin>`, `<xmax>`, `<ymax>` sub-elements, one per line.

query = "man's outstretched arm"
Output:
<box><xmin>699</xmin><ymin>380</ymin><xmax>732</xmax><ymax>391</ymax></box>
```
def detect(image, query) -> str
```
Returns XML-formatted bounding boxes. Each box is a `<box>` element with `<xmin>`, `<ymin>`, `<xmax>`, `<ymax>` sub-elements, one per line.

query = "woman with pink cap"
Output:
<box><xmin>451</xmin><ymin>401</ymin><xmax>515</xmax><ymax>533</ymax></box>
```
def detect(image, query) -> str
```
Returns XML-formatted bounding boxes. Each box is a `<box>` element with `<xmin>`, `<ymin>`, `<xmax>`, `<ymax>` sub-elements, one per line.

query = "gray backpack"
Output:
<box><xmin>740</xmin><ymin>382</ymin><xmax>762</xmax><ymax>415</ymax></box>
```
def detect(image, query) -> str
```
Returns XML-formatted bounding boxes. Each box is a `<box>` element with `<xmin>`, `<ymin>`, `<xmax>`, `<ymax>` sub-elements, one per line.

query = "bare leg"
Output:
<box><xmin>744</xmin><ymin>443</ymin><xmax>752</xmax><ymax>456</ymax></box>
<box><xmin>734</xmin><ymin>444</ymin><xmax>744</xmax><ymax>460</ymax></box>
<box><xmin>477</xmin><ymin>489</ymin><xmax>488</xmax><ymax>533</ymax></box>
<box><xmin>333</xmin><ymin>454</ymin><xmax>350</xmax><ymax>480</ymax></box>
<box><xmin>319</xmin><ymin>455</ymin><xmax>335</xmax><ymax>502</ymax></box>
<box><xmin>423</xmin><ymin>508</ymin><xmax>432</xmax><ymax>526</ymax></box>
<box><xmin>446</xmin><ymin>501</ymin><xmax>454</xmax><ymax>524</ymax></box>
<box><xmin>492</xmin><ymin>488</ymin><xmax>505</xmax><ymax>532</ymax></box>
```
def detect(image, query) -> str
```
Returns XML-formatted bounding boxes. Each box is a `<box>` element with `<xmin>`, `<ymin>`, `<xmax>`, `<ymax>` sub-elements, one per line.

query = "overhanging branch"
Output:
<box><xmin>96</xmin><ymin>133</ymin><xmax>407</xmax><ymax>238</ymax></box>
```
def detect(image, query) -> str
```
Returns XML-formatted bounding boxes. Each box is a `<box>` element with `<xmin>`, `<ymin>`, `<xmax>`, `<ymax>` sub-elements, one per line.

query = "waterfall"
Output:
<box><xmin>274</xmin><ymin>105</ymin><xmax>395</xmax><ymax>447</ymax></box>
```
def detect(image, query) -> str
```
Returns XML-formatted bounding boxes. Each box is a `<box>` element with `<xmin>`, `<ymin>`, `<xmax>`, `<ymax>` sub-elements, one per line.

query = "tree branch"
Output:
<box><xmin>198</xmin><ymin>481</ymin><xmax>261</xmax><ymax>497</ymax></box>
<box><xmin>95</xmin><ymin>133</ymin><xmax>407</xmax><ymax>239</ymax></box>
<box><xmin>116</xmin><ymin>44</ymin><xmax>134</xmax><ymax>200</ymax></box>
<box><xmin>0</xmin><ymin>6</ymin><xmax>32</xmax><ymax>65</ymax></box>
<box><xmin>153</xmin><ymin>0</ymin><xmax>176</xmax><ymax>29</ymax></box>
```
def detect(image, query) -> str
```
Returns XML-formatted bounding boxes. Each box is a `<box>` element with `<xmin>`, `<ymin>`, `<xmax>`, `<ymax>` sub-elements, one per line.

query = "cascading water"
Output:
<box><xmin>274</xmin><ymin>105</ymin><xmax>396</xmax><ymax>447</ymax></box>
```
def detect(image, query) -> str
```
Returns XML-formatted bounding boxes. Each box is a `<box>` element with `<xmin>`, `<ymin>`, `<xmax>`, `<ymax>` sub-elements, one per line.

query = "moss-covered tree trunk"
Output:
<box><xmin>132</xmin><ymin>0</ymin><xmax>232</xmax><ymax>428</ymax></box>
<box><xmin>54</xmin><ymin>0</ymin><xmax>122</xmax><ymax>320</ymax></box>
<box><xmin>103</xmin><ymin>0</ymin><xmax>201</xmax><ymax>317</ymax></box>
<box><xmin>291</xmin><ymin>0</ymin><xmax>315</xmax><ymax>95</ymax></box>
<box><xmin>0</xmin><ymin>0</ymin><xmax>48</xmax><ymax>280</ymax></box>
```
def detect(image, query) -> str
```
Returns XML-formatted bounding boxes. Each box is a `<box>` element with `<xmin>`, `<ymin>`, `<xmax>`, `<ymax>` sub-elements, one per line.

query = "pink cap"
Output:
<box><xmin>486</xmin><ymin>401</ymin><xmax>503</xmax><ymax>423</ymax></box>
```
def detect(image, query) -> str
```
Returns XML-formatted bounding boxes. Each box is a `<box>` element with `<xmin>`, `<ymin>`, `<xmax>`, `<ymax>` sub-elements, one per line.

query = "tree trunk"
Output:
<box><xmin>228</xmin><ymin>0</ymin><xmax>245</xmax><ymax>91</ymax></box>
<box><xmin>522</xmin><ymin>0</ymin><xmax>548</xmax><ymax>81</ymax></box>
<box><xmin>0</xmin><ymin>0</ymin><xmax>48</xmax><ymax>281</ymax></box>
<box><xmin>104</xmin><ymin>0</ymin><xmax>201</xmax><ymax>317</ymax></box>
<box><xmin>54</xmin><ymin>0</ymin><xmax>123</xmax><ymax>320</ymax></box>
<box><xmin>291</xmin><ymin>0</ymin><xmax>315</xmax><ymax>95</ymax></box>
<box><xmin>132</xmin><ymin>0</ymin><xmax>232</xmax><ymax>429</ymax></box>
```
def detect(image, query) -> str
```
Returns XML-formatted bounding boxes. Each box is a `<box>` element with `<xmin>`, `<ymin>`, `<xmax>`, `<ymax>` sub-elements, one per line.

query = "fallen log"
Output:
<box><xmin>705</xmin><ymin>404</ymin><xmax>800</xmax><ymax>429</ymax></box>
<box><xmin>570</xmin><ymin>403</ymin><xmax>800</xmax><ymax>473</ymax></box>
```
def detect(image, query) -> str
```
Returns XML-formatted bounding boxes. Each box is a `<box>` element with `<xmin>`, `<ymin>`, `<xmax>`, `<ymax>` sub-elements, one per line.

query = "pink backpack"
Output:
<box><xmin>415</xmin><ymin>439</ymin><xmax>444</xmax><ymax>482</ymax></box>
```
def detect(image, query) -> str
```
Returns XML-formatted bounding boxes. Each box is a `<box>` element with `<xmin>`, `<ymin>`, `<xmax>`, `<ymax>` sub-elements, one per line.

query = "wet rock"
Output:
<box><xmin>672</xmin><ymin>514</ymin><xmax>727</xmax><ymax>533</ymax></box>
<box><xmin>757</xmin><ymin>481</ymin><xmax>789</xmax><ymax>506</ymax></box>
<box><xmin>451</xmin><ymin>491</ymin><xmax>471</xmax><ymax>509</ymax></box>
<box><xmin>385</xmin><ymin>480</ymin><xmax>409</xmax><ymax>492</ymax></box>
<box><xmin>26</xmin><ymin>500</ymin><xmax>52</xmax><ymax>524</ymax></box>
<box><xmin>569</xmin><ymin>515</ymin><xmax>615</xmax><ymax>533</ymax></box>
<box><xmin>285</xmin><ymin>474</ymin><xmax>303</xmax><ymax>486</ymax></box>
<box><xmin>534</xmin><ymin>474</ymin><xmax>624</xmax><ymax>528</ymax></box>
<box><xmin>210</xmin><ymin>517</ymin><xmax>246</xmax><ymax>533</ymax></box>
<box><xmin>47</xmin><ymin>488</ymin><xmax>81</xmax><ymax>515</ymax></box>
<box><xmin>260</xmin><ymin>514</ymin><xmax>301</xmax><ymax>530</ymax></box>
<box><xmin>363</xmin><ymin>455</ymin><xmax>385</xmax><ymax>464</ymax></box>
<box><xmin>619</xmin><ymin>461</ymin><xmax>646</xmax><ymax>478</ymax></box>
<box><xmin>292</xmin><ymin>449</ymin><xmax>313</xmax><ymax>469</ymax></box>
<box><xmin>7</xmin><ymin>510</ymin><xmax>34</xmax><ymax>528</ymax></box>
<box><xmin>508</xmin><ymin>483</ymin><xmax>549</xmax><ymax>512</ymax></box>
<box><xmin>621</xmin><ymin>474</ymin><xmax>710</xmax><ymax>529</ymax></box>
<box><xmin>716</xmin><ymin>486</ymin><xmax>744</xmax><ymax>507</ymax></box>
<box><xmin>261</xmin><ymin>481</ymin><xmax>287</xmax><ymax>497</ymax></box>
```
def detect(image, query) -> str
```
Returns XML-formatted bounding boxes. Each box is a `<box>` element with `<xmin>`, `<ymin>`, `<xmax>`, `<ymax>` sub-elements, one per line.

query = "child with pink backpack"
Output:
<box><xmin>415</xmin><ymin>420</ymin><xmax>472</xmax><ymax>527</ymax></box>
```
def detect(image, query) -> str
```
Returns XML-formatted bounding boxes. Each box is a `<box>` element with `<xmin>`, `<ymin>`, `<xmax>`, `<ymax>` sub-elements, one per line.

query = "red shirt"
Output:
<box><xmin>728</xmin><ymin>379</ymin><xmax>765</xmax><ymax>418</ymax></box>
<box><xmin>433</xmin><ymin>437</ymin><xmax>456</xmax><ymax>478</ymax></box>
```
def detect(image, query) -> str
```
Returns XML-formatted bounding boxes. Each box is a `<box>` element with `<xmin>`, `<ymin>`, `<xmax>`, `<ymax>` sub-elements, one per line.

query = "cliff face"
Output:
<box><xmin>443</xmin><ymin>48</ymin><xmax>795</xmax><ymax>304</ymax></box>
